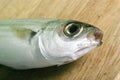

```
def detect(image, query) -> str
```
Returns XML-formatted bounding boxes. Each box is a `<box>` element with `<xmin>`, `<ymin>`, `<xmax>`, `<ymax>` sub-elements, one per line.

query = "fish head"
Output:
<box><xmin>39</xmin><ymin>20</ymin><xmax>103</xmax><ymax>65</ymax></box>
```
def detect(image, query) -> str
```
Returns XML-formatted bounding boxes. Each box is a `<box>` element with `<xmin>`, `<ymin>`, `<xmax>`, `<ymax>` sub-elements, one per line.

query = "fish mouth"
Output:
<box><xmin>75</xmin><ymin>46</ymin><xmax>94</xmax><ymax>53</ymax></box>
<box><xmin>76</xmin><ymin>47</ymin><xmax>91</xmax><ymax>52</ymax></box>
<box><xmin>76</xmin><ymin>40</ymin><xmax>102</xmax><ymax>53</ymax></box>
<box><xmin>97</xmin><ymin>40</ymin><xmax>103</xmax><ymax>46</ymax></box>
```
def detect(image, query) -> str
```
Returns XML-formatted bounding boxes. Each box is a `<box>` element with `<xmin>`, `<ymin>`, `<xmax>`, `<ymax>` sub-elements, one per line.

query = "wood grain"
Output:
<box><xmin>0</xmin><ymin>0</ymin><xmax>120</xmax><ymax>80</ymax></box>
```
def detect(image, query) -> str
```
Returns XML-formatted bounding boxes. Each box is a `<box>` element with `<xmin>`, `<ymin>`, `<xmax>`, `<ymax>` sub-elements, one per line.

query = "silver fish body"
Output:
<box><xmin>0</xmin><ymin>19</ymin><xmax>103</xmax><ymax>69</ymax></box>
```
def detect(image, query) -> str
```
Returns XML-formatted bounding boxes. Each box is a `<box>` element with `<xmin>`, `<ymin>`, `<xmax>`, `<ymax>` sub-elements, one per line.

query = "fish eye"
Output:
<box><xmin>63</xmin><ymin>23</ymin><xmax>83</xmax><ymax>37</ymax></box>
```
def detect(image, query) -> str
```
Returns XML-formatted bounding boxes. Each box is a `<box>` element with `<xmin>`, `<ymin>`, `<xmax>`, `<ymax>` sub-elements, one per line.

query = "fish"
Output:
<box><xmin>0</xmin><ymin>19</ymin><xmax>103</xmax><ymax>69</ymax></box>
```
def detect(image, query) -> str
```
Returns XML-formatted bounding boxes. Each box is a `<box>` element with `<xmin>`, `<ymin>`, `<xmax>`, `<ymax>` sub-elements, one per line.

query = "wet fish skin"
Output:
<box><xmin>0</xmin><ymin>19</ymin><xmax>103</xmax><ymax>69</ymax></box>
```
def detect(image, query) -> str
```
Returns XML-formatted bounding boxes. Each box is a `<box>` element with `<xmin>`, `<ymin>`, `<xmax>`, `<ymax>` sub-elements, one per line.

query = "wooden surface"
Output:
<box><xmin>0</xmin><ymin>0</ymin><xmax>120</xmax><ymax>80</ymax></box>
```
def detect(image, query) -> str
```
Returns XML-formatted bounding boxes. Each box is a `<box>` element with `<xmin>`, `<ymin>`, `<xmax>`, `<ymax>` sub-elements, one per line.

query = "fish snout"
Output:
<box><xmin>87</xmin><ymin>28</ymin><xmax>103</xmax><ymax>46</ymax></box>
<box><xmin>94</xmin><ymin>29</ymin><xmax>103</xmax><ymax>46</ymax></box>
<box><xmin>94</xmin><ymin>29</ymin><xmax>103</xmax><ymax>40</ymax></box>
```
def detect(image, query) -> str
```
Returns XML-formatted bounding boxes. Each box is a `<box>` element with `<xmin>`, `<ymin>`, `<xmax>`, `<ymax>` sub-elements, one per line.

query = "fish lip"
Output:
<box><xmin>75</xmin><ymin>46</ymin><xmax>91</xmax><ymax>53</ymax></box>
<box><xmin>75</xmin><ymin>40</ymin><xmax>102</xmax><ymax>53</ymax></box>
<box><xmin>97</xmin><ymin>40</ymin><xmax>103</xmax><ymax>46</ymax></box>
<box><xmin>75</xmin><ymin>45</ymin><xmax>96</xmax><ymax>53</ymax></box>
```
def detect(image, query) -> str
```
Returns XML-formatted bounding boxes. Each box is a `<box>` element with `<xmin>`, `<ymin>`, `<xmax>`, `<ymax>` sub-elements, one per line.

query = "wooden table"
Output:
<box><xmin>0</xmin><ymin>0</ymin><xmax>120</xmax><ymax>80</ymax></box>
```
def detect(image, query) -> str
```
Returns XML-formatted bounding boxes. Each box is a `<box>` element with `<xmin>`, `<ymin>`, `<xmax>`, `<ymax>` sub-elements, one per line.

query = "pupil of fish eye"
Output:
<box><xmin>68</xmin><ymin>24</ymin><xmax>79</xmax><ymax>34</ymax></box>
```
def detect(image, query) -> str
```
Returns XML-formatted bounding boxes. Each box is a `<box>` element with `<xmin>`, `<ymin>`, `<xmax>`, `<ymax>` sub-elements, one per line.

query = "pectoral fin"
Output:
<box><xmin>12</xmin><ymin>27</ymin><xmax>37</xmax><ymax>40</ymax></box>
